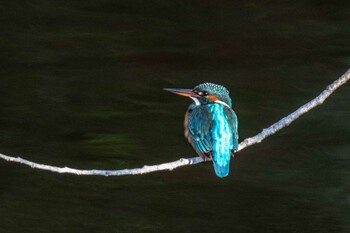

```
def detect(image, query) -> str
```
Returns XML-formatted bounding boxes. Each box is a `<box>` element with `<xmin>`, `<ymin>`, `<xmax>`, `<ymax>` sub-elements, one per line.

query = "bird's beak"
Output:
<box><xmin>163</xmin><ymin>88</ymin><xmax>201</xmax><ymax>98</ymax></box>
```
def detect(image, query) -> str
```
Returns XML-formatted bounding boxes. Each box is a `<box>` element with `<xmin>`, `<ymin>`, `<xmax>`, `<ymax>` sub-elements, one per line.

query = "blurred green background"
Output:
<box><xmin>0</xmin><ymin>1</ymin><xmax>349</xmax><ymax>232</ymax></box>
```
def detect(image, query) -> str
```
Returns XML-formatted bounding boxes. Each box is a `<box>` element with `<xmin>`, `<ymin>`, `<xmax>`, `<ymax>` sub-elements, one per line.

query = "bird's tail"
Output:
<box><xmin>213</xmin><ymin>160</ymin><xmax>230</xmax><ymax>178</ymax></box>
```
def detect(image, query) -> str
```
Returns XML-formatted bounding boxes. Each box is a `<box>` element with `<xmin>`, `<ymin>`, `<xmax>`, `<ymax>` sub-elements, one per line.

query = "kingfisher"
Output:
<box><xmin>164</xmin><ymin>83</ymin><xmax>238</xmax><ymax>178</ymax></box>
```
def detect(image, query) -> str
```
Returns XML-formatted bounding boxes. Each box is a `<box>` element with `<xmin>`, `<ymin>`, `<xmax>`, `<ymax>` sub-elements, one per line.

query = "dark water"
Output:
<box><xmin>0</xmin><ymin>1</ymin><xmax>349</xmax><ymax>232</ymax></box>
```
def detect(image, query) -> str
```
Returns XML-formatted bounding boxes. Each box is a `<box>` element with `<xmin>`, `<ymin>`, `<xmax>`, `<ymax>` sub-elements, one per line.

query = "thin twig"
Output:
<box><xmin>1</xmin><ymin>69</ymin><xmax>349</xmax><ymax>176</ymax></box>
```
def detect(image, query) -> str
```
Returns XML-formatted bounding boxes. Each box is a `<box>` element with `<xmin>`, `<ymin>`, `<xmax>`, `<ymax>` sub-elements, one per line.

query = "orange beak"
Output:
<box><xmin>163</xmin><ymin>88</ymin><xmax>201</xmax><ymax>98</ymax></box>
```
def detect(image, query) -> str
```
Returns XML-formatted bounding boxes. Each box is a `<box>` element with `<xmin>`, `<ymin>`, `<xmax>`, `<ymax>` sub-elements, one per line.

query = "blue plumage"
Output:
<box><xmin>210</xmin><ymin>104</ymin><xmax>234</xmax><ymax>177</ymax></box>
<box><xmin>164</xmin><ymin>83</ymin><xmax>239</xmax><ymax>178</ymax></box>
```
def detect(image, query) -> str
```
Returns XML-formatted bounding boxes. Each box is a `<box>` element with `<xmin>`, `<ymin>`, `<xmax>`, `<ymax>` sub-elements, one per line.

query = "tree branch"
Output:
<box><xmin>1</xmin><ymin>69</ymin><xmax>349</xmax><ymax>176</ymax></box>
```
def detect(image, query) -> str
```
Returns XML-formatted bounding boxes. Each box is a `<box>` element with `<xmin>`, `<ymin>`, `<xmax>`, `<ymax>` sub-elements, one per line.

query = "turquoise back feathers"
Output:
<box><xmin>210</xmin><ymin>104</ymin><xmax>235</xmax><ymax>177</ymax></box>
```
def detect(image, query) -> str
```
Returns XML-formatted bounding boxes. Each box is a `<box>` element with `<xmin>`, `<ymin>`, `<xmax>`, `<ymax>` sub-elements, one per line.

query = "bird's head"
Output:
<box><xmin>164</xmin><ymin>82</ymin><xmax>232</xmax><ymax>109</ymax></box>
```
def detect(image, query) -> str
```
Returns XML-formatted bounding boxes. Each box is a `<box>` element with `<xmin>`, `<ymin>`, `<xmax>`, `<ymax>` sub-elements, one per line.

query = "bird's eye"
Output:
<box><xmin>193</xmin><ymin>89</ymin><xmax>207</xmax><ymax>96</ymax></box>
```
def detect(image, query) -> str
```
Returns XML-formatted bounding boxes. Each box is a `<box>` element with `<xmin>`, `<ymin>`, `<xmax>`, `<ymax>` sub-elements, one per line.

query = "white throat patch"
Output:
<box><xmin>190</xmin><ymin>97</ymin><xmax>201</xmax><ymax>106</ymax></box>
<box><xmin>214</xmin><ymin>100</ymin><xmax>232</xmax><ymax>109</ymax></box>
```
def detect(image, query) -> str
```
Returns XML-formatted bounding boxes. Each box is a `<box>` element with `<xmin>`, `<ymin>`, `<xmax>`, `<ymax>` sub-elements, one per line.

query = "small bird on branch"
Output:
<box><xmin>1</xmin><ymin>69</ymin><xmax>349</xmax><ymax>176</ymax></box>
<box><xmin>164</xmin><ymin>83</ymin><xmax>239</xmax><ymax>178</ymax></box>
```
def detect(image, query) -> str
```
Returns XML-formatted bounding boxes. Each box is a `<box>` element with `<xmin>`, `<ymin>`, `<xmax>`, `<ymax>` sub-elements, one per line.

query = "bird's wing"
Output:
<box><xmin>184</xmin><ymin>105</ymin><xmax>212</xmax><ymax>155</ymax></box>
<box><xmin>225</xmin><ymin>107</ymin><xmax>239</xmax><ymax>151</ymax></box>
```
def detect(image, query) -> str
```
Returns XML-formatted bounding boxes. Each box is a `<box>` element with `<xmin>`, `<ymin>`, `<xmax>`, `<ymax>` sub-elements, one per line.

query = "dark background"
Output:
<box><xmin>0</xmin><ymin>1</ymin><xmax>349</xmax><ymax>232</ymax></box>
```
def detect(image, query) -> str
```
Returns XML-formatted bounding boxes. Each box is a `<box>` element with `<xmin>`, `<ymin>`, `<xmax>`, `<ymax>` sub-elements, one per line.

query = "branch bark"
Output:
<box><xmin>1</xmin><ymin>69</ymin><xmax>349</xmax><ymax>176</ymax></box>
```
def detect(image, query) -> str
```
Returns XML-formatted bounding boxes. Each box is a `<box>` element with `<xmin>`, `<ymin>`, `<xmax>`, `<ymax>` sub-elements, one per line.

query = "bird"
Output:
<box><xmin>164</xmin><ymin>83</ymin><xmax>238</xmax><ymax>178</ymax></box>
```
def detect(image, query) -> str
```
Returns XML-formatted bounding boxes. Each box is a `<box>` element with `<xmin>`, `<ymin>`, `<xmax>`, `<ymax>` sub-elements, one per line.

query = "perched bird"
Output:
<box><xmin>164</xmin><ymin>83</ymin><xmax>239</xmax><ymax>178</ymax></box>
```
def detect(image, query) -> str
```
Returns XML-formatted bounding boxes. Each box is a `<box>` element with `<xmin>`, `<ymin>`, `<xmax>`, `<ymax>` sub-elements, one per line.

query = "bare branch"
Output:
<box><xmin>1</xmin><ymin>69</ymin><xmax>349</xmax><ymax>176</ymax></box>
